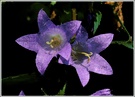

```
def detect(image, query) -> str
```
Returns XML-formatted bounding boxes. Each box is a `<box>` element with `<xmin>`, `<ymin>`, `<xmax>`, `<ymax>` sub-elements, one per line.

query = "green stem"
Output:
<box><xmin>111</xmin><ymin>40</ymin><xmax>123</xmax><ymax>44</ymax></box>
<box><xmin>41</xmin><ymin>88</ymin><xmax>47</xmax><ymax>95</ymax></box>
<box><xmin>2</xmin><ymin>72</ymin><xmax>39</xmax><ymax>86</ymax></box>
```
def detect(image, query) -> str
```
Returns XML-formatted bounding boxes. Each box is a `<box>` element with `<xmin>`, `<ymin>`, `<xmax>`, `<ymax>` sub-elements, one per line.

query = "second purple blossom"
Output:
<box><xmin>59</xmin><ymin>26</ymin><xmax>114</xmax><ymax>87</ymax></box>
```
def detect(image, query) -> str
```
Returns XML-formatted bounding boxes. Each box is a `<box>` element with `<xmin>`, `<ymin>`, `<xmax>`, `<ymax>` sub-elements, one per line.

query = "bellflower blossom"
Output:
<box><xmin>19</xmin><ymin>88</ymin><xmax>112</xmax><ymax>96</ymax></box>
<box><xmin>59</xmin><ymin>26</ymin><xmax>114</xmax><ymax>87</ymax></box>
<box><xmin>16</xmin><ymin>9</ymin><xmax>81</xmax><ymax>75</ymax></box>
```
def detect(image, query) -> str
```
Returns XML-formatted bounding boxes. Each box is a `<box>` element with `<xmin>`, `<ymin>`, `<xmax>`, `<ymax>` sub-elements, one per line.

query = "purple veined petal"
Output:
<box><xmin>36</xmin><ymin>48</ymin><xmax>54</xmax><ymax>75</ymax></box>
<box><xmin>58</xmin><ymin>42</ymin><xmax>71</xmax><ymax>61</ymax></box>
<box><xmin>19</xmin><ymin>90</ymin><xmax>25</xmax><ymax>96</ymax></box>
<box><xmin>87</xmin><ymin>53</ymin><xmax>113</xmax><ymax>75</ymax></box>
<box><xmin>15</xmin><ymin>34</ymin><xmax>40</xmax><ymax>53</ymax></box>
<box><xmin>38</xmin><ymin>9</ymin><xmax>56</xmax><ymax>33</ymax></box>
<box><xmin>87</xmin><ymin>33</ymin><xmax>114</xmax><ymax>53</ymax></box>
<box><xmin>59</xmin><ymin>20</ymin><xmax>81</xmax><ymax>41</ymax></box>
<box><xmin>90</xmin><ymin>88</ymin><xmax>112</xmax><ymax>96</ymax></box>
<box><xmin>73</xmin><ymin>64</ymin><xmax>90</xmax><ymax>87</ymax></box>
<box><xmin>75</xmin><ymin>25</ymin><xmax>88</xmax><ymax>43</ymax></box>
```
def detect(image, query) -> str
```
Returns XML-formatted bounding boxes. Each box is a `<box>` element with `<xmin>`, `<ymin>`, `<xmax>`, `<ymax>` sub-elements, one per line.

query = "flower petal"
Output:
<box><xmin>15</xmin><ymin>34</ymin><xmax>40</xmax><ymax>53</ymax></box>
<box><xmin>59</xmin><ymin>20</ymin><xmax>81</xmax><ymax>40</ymax></box>
<box><xmin>58</xmin><ymin>56</ymin><xmax>69</xmax><ymax>65</ymax></box>
<box><xmin>58</xmin><ymin>42</ymin><xmax>71</xmax><ymax>61</ymax></box>
<box><xmin>38</xmin><ymin>9</ymin><xmax>56</xmax><ymax>33</ymax></box>
<box><xmin>73</xmin><ymin>65</ymin><xmax>90</xmax><ymax>87</ymax></box>
<box><xmin>87</xmin><ymin>33</ymin><xmax>114</xmax><ymax>53</ymax></box>
<box><xmin>19</xmin><ymin>90</ymin><xmax>25</xmax><ymax>96</ymax></box>
<box><xmin>91</xmin><ymin>88</ymin><xmax>112</xmax><ymax>96</ymax></box>
<box><xmin>87</xmin><ymin>53</ymin><xmax>113</xmax><ymax>75</ymax></box>
<box><xmin>36</xmin><ymin>49</ymin><xmax>54</xmax><ymax>75</ymax></box>
<box><xmin>76</xmin><ymin>25</ymin><xmax>88</xmax><ymax>43</ymax></box>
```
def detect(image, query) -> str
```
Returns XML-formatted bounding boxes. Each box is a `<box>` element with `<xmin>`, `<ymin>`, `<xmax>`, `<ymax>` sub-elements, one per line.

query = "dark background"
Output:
<box><xmin>2</xmin><ymin>2</ymin><xmax>133</xmax><ymax>96</ymax></box>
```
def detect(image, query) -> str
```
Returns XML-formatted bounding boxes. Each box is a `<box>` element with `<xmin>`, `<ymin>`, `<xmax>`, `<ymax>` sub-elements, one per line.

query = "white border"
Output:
<box><xmin>0</xmin><ymin>0</ymin><xmax>1</xmax><ymax>97</ymax></box>
<box><xmin>1</xmin><ymin>0</ymin><xmax>135</xmax><ymax>2</ymax></box>
<box><xmin>0</xmin><ymin>0</ymin><xmax>134</xmax><ymax>97</ymax></box>
<box><xmin>133</xmin><ymin>0</ymin><xmax>135</xmax><ymax>96</ymax></box>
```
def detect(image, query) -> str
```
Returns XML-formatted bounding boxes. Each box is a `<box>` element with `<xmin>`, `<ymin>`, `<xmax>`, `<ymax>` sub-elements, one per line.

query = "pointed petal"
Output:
<box><xmin>58</xmin><ymin>42</ymin><xmax>71</xmax><ymax>60</ymax></box>
<box><xmin>58</xmin><ymin>56</ymin><xmax>69</xmax><ymax>65</ymax></box>
<box><xmin>19</xmin><ymin>90</ymin><xmax>25</xmax><ymax>96</ymax></box>
<box><xmin>87</xmin><ymin>33</ymin><xmax>114</xmax><ymax>53</ymax></box>
<box><xmin>73</xmin><ymin>65</ymin><xmax>90</xmax><ymax>87</ymax></box>
<box><xmin>58</xmin><ymin>56</ymin><xmax>73</xmax><ymax>66</ymax></box>
<box><xmin>91</xmin><ymin>88</ymin><xmax>112</xmax><ymax>96</ymax></box>
<box><xmin>60</xmin><ymin>20</ymin><xmax>81</xmax><ymax>40</ymax></box>
<box><xmin>87</xmin><ymin>53</ymin><xmax>113</xmax><ymax>75</ymax></box>
<box><xmin>76</xmin><ymin>26</ymin><xmax>88</xmax><ymax>43</ymax></box>
<box><xmin>58</xmin><ymin>56</ymin><xmax>64</xmax><ymax>64</ymax></box>
<box><xmin>38</xmin><ymin>9</ymin><xmax>56</xmax><ymax>33</ymax></box>
<box><xmin>36</xmin><ymin>49</ymin><xmax>54</xmax><ymax>75</ymax></box>
<box><xmin>15</xmin><ymin>34</ymin><xmax>40</xmax><ymax>53</ymax></box>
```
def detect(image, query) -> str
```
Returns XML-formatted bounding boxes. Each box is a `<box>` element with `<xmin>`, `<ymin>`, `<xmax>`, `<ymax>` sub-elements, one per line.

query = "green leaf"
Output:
<box><xmin>93</xmin><ymin>11</ymin><xmax>102</xmax><ymax>35</ymax></box>
<box><xmin>50</xmin><ymin>1</ymin><xmax>56</xmax><ymax>6</ymax></box>
<box><xmin>111</xmin><ymin>41</ymin><xmax>133</xmax><ymax>49</ymax></box>
<box><xmin>121</xmin><ymin>42</ymin><xmax>133</xmax><ymax>49</ymax></box>
<box><xmin>57</xmin><ymin>84</ymin><xmax>66</xmax><ymax>95</ymax></box>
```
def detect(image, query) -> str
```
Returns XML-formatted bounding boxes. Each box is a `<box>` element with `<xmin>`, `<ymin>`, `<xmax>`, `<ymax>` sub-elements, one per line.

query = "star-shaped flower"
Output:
<box><xmin>59</xmin><ymin>26</ymin><xmax>114</xmax><ymax>87</ymax></box>
<box><xmin>16</xmin><ymin>9</ymin><xmax>81</xmax><ymax>75</ymax></box>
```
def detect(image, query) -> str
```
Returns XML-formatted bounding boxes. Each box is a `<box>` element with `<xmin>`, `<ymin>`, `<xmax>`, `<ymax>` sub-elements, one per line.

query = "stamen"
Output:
<box><xmin>78</xmin><ymin>52</ymin><xmax>93</xmax><ymax>63</ymax></box>
<box><xmin>46</xmin><ymin>35</ymin><xmax>62</xmax><ymax>48</ymax></box>
<box><xmin>46</xmin><ymin>39</ymin><xmax>54</xmax><ymax>48</ymax></box>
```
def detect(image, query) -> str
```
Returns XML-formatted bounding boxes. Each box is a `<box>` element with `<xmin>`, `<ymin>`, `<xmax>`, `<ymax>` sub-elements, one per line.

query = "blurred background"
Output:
<box><xmin>2</xmin><ymin>1</ymin><xmax>133</xmax><ymax>96</ymax></box>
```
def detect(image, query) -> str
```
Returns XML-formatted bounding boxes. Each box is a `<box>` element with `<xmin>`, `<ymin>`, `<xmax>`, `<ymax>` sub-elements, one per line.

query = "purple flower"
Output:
<box><xmin>19</xmin><ymin>90</ymin><xmax>25</xmax><ymax>96</ymax></box>
<box><xmin>16</xmin><ymin>9</ymin><xmax>81</xmax><ymax>75</ymax></box>
<box><xmin>59</xmin><ymin>26</ymin><xmax>114</xmax><ymax>87</ymax></box>
<box><xmin>90</xmin><ymin>88</ymin><xmax>112</xmax><ymax>96</ymax></box>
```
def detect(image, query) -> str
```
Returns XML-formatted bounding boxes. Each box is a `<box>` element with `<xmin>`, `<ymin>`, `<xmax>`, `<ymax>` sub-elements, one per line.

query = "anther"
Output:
<box><xmin>46</xmin><ymin>36</ymin><xmax>62</xmax><ymax>48</ymax></box>
<box><xmin>46</xmin><ymin>39</ymin><xmax>54</xmax><ymax>48</ymax></box>
<box><xmin>79</xmin><ymin>52</ymin><xmax>93</xmax><ymax>63</ymax></box>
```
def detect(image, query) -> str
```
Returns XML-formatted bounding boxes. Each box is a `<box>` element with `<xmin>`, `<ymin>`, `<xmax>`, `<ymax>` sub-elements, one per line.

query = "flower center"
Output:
<box><xmin>78</xmin><ymin>52</ymin><xmax>93</xmax><ymax>63</ymax></box>
<box><xmin>72</xmin><ymin>50</ymin><xmax>93</xmax><ymax>63</ymax></box>
<box><xmin>46</xmin><ymin>35</ymin><xmax>62</xmax><ymax>48</ymax></box>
